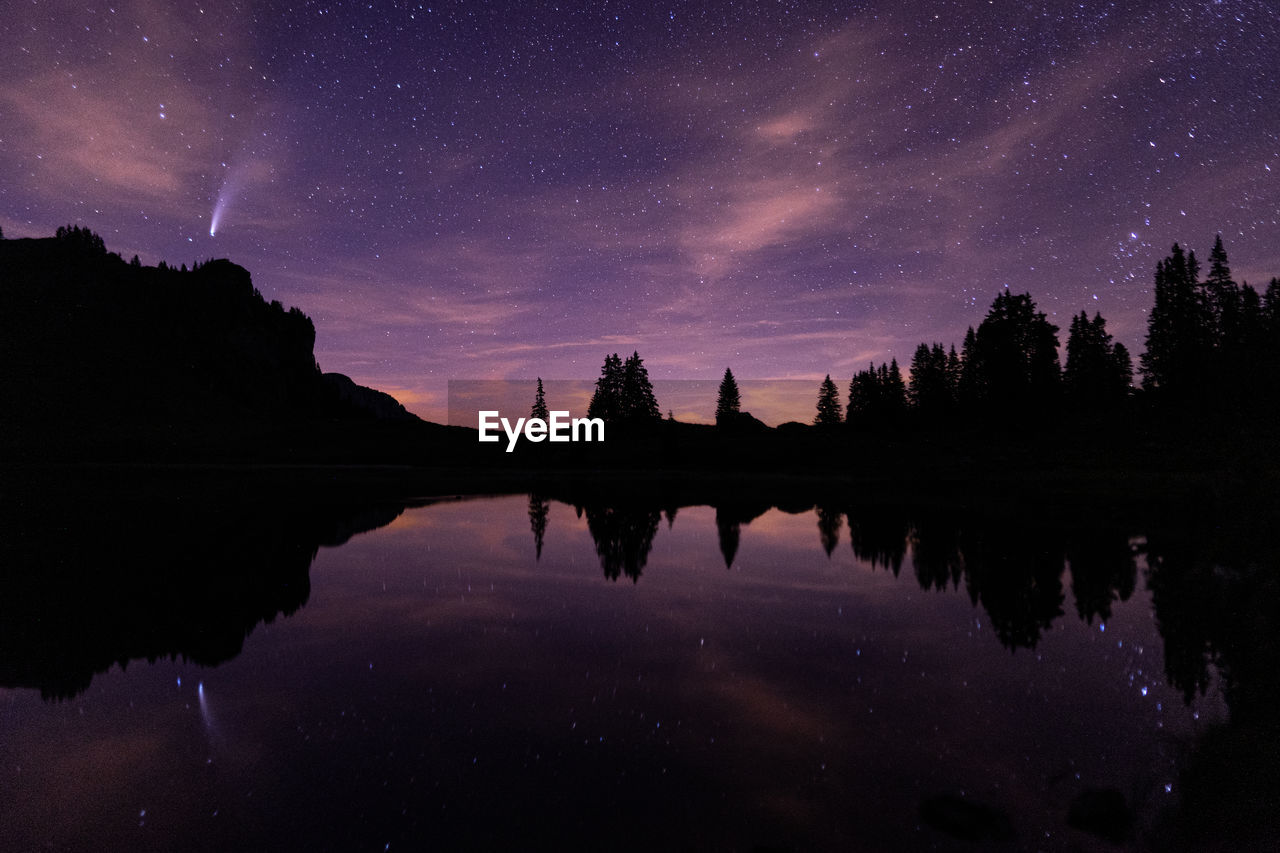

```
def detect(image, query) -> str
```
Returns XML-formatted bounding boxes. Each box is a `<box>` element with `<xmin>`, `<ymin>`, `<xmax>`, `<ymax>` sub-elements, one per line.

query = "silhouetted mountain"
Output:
<box><xmin>0</xmin><ymin>230</ymin><xmax>429</xmax><ymax>461</ymax></box>
<box><xmin>322</xmin><ymin>371</ymin><xmax>417</xmax><ymax>422</ymax></box>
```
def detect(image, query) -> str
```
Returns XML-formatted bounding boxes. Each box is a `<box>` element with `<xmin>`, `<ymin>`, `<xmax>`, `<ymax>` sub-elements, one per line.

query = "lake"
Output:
<box><xmin>0</xmin><ymin>482</ymin><xmax>1261</xmax><ymax>851</ymax></box>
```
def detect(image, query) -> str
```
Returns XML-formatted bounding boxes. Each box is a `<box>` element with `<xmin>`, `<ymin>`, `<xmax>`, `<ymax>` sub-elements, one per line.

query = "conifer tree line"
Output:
<box><xmin>586</xmin><ymin>351</ymin><xmax>661</xmax><ymax>423</ymax></box>
<box><xmin>1140</xmin><ymin>236</ymin><xmax>1280</xmax><ymax>410</ymax></box>
<box><xmin>570</xmin><ymin>236</ymin><xmax>1279</xmax><ymax>429</ymax></box>
<box><xmin>811</xmin><ymin>234</ymin><xmax>1277</xmax><ymax>427</ymax></box>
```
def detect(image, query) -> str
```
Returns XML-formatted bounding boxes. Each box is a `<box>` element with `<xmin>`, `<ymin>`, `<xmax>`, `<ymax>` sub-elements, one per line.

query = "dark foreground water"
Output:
<box><xmin>1</xmin><ymin>484</ymin><xmax>1271</xmax><ymax>851</ymax></box>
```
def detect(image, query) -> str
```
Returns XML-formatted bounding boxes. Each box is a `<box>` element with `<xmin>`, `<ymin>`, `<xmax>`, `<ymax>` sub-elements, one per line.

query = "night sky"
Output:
<box><xmin>2</xmin><ymin>0</ymin><xmax>1277</xmax><ymax>423</ymax></box>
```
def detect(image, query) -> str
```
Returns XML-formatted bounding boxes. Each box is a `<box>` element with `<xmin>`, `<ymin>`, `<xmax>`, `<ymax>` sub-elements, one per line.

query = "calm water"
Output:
<box><xmin>0</xmin><ymin>489</ymin><xmax>1238</xmax><ymax>851</ymax></box>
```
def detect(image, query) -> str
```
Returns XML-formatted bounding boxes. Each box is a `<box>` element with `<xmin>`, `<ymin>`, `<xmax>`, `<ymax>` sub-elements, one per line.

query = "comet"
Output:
<box><xmin>210</xmin><ymin>197</ymin><xmax>227</xmax><ymax>237</ymax></box>
<box><xmin>209</xmin><ymin>163</ymin><xmax>243</xmax><ymax>237</ymax></box>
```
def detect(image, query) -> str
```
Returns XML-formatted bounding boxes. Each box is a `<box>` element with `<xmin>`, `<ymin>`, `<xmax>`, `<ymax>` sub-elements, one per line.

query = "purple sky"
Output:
<box><xmin>2</xmin><ymin>1</ymin><xmax>1277</xmax><ymax>423</ymax></box>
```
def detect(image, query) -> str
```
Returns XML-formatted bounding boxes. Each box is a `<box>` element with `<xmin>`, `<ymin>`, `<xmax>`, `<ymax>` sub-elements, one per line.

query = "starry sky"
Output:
<box><xmin>2</xmin><ymin>0</ymin><xmax>1277</xmax><ymax>423</ymax></box>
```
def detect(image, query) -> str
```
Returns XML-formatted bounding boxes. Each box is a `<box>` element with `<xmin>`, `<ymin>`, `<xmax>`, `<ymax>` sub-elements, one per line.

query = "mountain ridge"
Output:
<box><xmin>0</xmin><ymin>229</ymin><xmax>429</xmax><ymax>462</ymax></box>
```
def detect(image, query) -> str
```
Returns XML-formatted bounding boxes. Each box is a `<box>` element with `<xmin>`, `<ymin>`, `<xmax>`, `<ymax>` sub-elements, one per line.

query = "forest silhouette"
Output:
<box><xmin>3</xmin><ymin>225</ymin><xmax>1279</xmax><ymax>484</ymax></box>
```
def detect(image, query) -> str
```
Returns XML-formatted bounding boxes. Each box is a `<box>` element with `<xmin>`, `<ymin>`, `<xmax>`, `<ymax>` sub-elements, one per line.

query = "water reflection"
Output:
<box><xmin>0</xmin><ymin>481</ymin><xmax>1274</xmax><ymax>850</ymax></box>
<box><xmin>561</xmin><ymin>492</ymin><xmax>1140</xmax><ymax>654</ymax></box>
<box><xmin>582</xmin><ymin>503</ymin><xmax>661</xmax><ymax>582</ymax></box>
<box><xmin>526</xmin><ymin>492</ymin><xmax>549</xmax><ymax>560</ymax></box>
<box><xmin>0</xmin><ymin>481</ymin><xmax>407</xmax><ymax>699</ymax></box>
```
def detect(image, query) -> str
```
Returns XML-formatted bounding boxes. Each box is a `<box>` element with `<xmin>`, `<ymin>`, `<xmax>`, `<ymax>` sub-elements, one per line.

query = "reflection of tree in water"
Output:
<box><xmin>816</xmin><ymin>505</ymin><xmax>842</xmax><ymax>557</ymax></box>
<box><xmin>716</xmin><ymin>508</ymin><xmax>740</xmax><ymax>569</ymax></box>
<box><xmin>847</xmin><ymin>506</ymin><xmax>909</xmax><ymax>575</ymax></box>
<box><xmin>712</xmin><ymin>502</ymin><xmax>770</xmax><ymax>569</ymax></box>
<box><xmin>888</xmin><ymin>508</ymin><xmax>1092</xmax><ymax>650</ymax></box>
<box><xmin>584</xmin><ymin>505</ymin><xmax>662</xmax><ymax>582</ymax></box>
<box><xmin>1066</xmin><ymin>529</ymin><xmax>1136</xmax><ymax>625</ymax></box>
<box><xmin>1144</xmin><ymin>527</ymin><xmax>1280</xmax><ymax>722</ymax></box>
<box><xmin>902</xmin><ymin>511</ymin><xmax>1135</xmax><ymax>651</ymax></box>
<box><xmin>1141</xmin><ymin>520</ymin><xmax>1280</xmax><ymax>851</ymax></box>
<box><xmin>564</xmin><ymin>492</ymin><xmax>1156</xmax><ymax>656</ymax></box>
<box><xmin>959</xmin><ymin>524</ymin><xmax>1065</xmax><ymax>651</ymax></box>
<box><xmin>909</xmin><ymin>515</ymin><xmax>964</xmax><ymax>591</ymax></box>
<box><xmin>527</xmin><ymin>493</ymin><xmax>550</xmax><ymax>560</ymax></box>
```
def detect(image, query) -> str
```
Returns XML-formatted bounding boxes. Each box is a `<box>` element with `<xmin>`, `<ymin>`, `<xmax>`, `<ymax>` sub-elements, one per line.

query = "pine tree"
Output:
<box><xmin>1141</xmin><ymin>243</ymin><xmax>1214</xmax><ymax>396</ymax></box>
<box><xmin>587</xmin><ymin>353</ymin><xmax>625</xmax><ymax>421</ymax></box>
<box><xmin>909</xmin><ymin>343</ymin><xmax>953</xmax><ymax>415</ymax></box>
<box><xmin>847</xmin><ymin>364</ymin><xmax>875</xmax><ymax>422</ymax></box>
<box><xmin>715</xmin><ymin>367</ymin><xmax>741</xmax><ymax>424</ymax></box>
<box><xmin>531</xmin><ymin>377</ymin><xmax>549</xmax><ymax>420</ymax></box>
<box><xmin>1112</xmin><ymin>342</ymin><xmax>1133</xmax><ymax>394</ymax></box>
<box><xmin>1065</xmin><ymin>311</ymin><xmax>1129</xmax><ymax>411</ymax></box>
<box><xmin>1206</xmin><ymin>234</ymin><xmax>1237</xmax><ymax>328</ymax></box>
<box><xmin>620</xmin><ymin>351</ymin><xmax>661</xmax><ymax>421</ymax></box>
<box><xmin>885</xmin><ymin>358</ymin><xmax>906</xmax><ymax>415</ymax></box>
<box><xmin>954</xmin><ymin>292</ymin><xmax>1061</xmax><ymax>421</ymax></box>
<box><xmin>946</xmin><ymin>344</ymin><xmax>962</xmax><ymax>404</ymax></box>
<box><xmin>958</xmin><ymin>326</ymin><xmax>981</xmax><ymax>409</ymax></box>
<box><xmin>814</xmin><ymin>375</ymin><xmax>842</xmax><ymax>426</ymax></box>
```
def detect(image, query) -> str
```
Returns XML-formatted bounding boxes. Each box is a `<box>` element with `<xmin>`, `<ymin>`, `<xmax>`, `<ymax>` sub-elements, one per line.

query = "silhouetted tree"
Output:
<box><xmin>814</xmin><ymin>374</ymin><xmax>842</xmax><ymax>426</ymax></box>
<box><xmin>847</xmin><ymin>359</ymin><xmax>907</xmax><ymax>426</ymax></box>
<box><xmin>965</xmin><ymin>291</ymin><xmax>1061</xmax><ymax>420</ymax></box>
<box><xmin>531</xmin><ymin>377</ymin><xmax>549</xmax><ymax>420</ymax></box>
<box><xmin>946</xmin><ymin>344</ymin><xmax>962</xmax><ymax>394</ymax></box>
<box><xmin>957</xmin><ymin>325</ymin><xmax>982</xmax><ymax>410</ymax></box>
<box><xmin>587</xmin><ymin>353</ymin><xmax>624</xmax><ymax>421</ymax></box>
<box><xmin>591</xmin><ymin>352</ymin><xmax>660</xmax><ymax>423</ymax></box>
<box><xmin>1064</xmin><ymin>311</ymin><xmax>1131</xmax><ymax>411</ymax></box>
<box><xmin>621</xmin><ymin>351</ymin><xmax>661</xmax><ymax>421</ymax></box>
<box><xmin>54</xmin><ymin>224</ymin><xmax>106</xmax><ymax>255</ymax></box>
<box><xmin>1265</xmin><ymin>278</ymin><xmax>1280</xmax><ymax>325</ymax></box>
<box><xmin>1141</xmin><ymin>243</ymin><xmax>1211</xmax><ymax>396</ymax></box>
<box><xmin>715</xmin><ymin>367</ymin><xmax>741</xmax><ymax>425</ymax></box>
<box><xmin>1205</xmin><ymin>234</ymin><xmax>1242</xmax><ymax>347</ymax></box>
<box><xmin>884</xmin><ymin>358</ymin><xmax>906</xmax><ymax>415</ymax></box>
<box><xmin>908</xmin><ymin>342</ymin><xmax>954</xmax><ymax>416</ymax></box>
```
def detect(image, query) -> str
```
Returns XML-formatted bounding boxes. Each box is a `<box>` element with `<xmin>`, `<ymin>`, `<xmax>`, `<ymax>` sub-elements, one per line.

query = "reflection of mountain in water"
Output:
<box><xmin>0</xmin><ymin>477</ymin><xmax>406</xmax><ymax>700</ymax></box>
